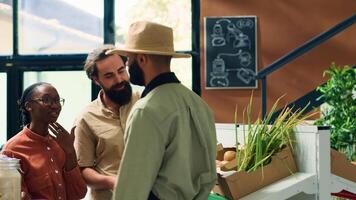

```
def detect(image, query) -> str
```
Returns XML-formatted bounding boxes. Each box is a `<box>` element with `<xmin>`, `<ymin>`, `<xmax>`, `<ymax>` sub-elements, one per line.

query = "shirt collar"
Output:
<box><xmin>96</xmin><ymin>90</ymin><xmax>117</xmax><ymax>117</ymax></box>
<box><xmin>141</xmin><ymin>72</ymin><xmax>180</xmax><ymax>98</ymax></box>
<box><xmin>97</xmin><ymin>90</ymin><xmax>134</xmax><ymax>119</ymax></box>
<box><xmin>97</xmin><ymin>90</ymin><xmax>108</xmax><ymax>111</ymax></box>
<box><xmin>23</xmin><ymin>126</ymin><xmax>50</xmax><ymax>143</ymax></box>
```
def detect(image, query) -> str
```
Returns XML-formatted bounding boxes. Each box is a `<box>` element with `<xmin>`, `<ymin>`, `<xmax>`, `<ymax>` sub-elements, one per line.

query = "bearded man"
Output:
<box><xmin>73</xmin><ymin>44</ymin><xmax>140</xmax><ymax>200</ymax></box>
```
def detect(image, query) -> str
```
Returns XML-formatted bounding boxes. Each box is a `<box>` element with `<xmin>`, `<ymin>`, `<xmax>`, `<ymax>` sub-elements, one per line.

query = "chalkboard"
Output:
<box><xmin>204</xmin><ymin>16</ymin><xmax>257</xmax><ymax>89</ymax></box>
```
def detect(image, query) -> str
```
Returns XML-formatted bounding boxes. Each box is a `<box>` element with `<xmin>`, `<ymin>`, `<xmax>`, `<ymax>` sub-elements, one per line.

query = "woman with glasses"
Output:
<box><xmin>1</xmin><ymin>82</ymin><xmax>87</xmax><ymax>200</ymax></box>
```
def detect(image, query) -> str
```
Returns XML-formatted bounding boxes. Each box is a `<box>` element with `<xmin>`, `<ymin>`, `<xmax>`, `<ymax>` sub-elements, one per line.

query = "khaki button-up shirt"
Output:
<box><xmin>74</xmin><ymin>90</ymin><xmax>139</xmax><ymax>200</ymax></box>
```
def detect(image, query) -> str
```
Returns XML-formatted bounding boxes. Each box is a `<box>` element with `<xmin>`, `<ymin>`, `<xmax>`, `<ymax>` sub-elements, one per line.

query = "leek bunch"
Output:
<box><xmin>235</xmin><ymin>95</ymin><xmax>317</xmax><ymax>173</ymax></box>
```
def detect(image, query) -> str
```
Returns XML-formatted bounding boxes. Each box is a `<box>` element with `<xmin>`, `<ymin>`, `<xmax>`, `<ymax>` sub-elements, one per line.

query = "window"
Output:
<box><xmin>171</xmin><ymin>58</ymin><xmax>192</xmax><ymax>89</ymax></box>
<box><xmin>0</xmin><ymin>73</ymin><xmax>7</xmax><ymax>147</ymax></box>
<box><xmin>1</xmin><ymin>0</ymin><xmax>197</xmax><ymax>141</ymax></box>
<box><xmin>23</xmin><ymin>71</ymin><xmax>91</xmax><ymax>130</ymax></box>
<box><xmin>18</xmin><ymin>0</ymin><xmax>103</xmax><ymax>54</ymax></box>
<box><xmin>115</xmin><ymin>0</ymin><xmax>191</xmax><ymax>50</ymax></box>
<box><xmin>115</xmin><ymin>0</ymin><xmax>193</xmax><ymax>88</ymax></box>
<box><xmin>0</xmin><ymin>0</ymin><xmax>13</xmax><ymax>55</ymax></box>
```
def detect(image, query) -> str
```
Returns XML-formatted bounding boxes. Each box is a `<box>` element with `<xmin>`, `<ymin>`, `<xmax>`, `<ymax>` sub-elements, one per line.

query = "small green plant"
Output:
<box><xmin>333</xmin><ymin>197</ymin><xmax>348</xmax><ymax>200</ymax></box>
<box><xmin>315</xmin><ymin>63</ymin><xmax>356</xmax><ymax>161</ymax></box>
<box><xmin>235</xmin><ymin>94</ymin><xmax>317</xmax><ymax>173</ymax></box>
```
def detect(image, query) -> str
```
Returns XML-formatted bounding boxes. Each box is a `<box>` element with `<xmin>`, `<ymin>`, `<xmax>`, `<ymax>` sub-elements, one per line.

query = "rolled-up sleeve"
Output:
<box><xmin>74</xmin><ymin>120</ymin><xmax>95</xmax><ymax>167</ymax></box>
<box><xmin>63</xmin><ymin>165</ymin><xmax>87</xmax><ymax>200</ymax></box>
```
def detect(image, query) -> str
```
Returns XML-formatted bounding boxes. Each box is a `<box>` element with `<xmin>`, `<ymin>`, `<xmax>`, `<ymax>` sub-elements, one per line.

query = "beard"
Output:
<box><xmin>128</xmin><ymin>59</ymin><xmax>145</xmax><ymax>86</ymax></box>
<box><xmin>103</xmin><ymin>81</ymin><xmax>132</xmax><ymax>105</ymax></box>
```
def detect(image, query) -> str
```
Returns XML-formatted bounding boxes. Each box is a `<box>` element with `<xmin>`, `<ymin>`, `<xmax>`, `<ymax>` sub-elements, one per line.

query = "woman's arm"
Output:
<box><xmin>63</xmin><ymin>166</ymin><xmax>88</xmax><ymax>199</ymax></box>
<box><xmin>48</xmin><ymin>123</ymin><xmax>88</xmax><ymax>199</ymax></box>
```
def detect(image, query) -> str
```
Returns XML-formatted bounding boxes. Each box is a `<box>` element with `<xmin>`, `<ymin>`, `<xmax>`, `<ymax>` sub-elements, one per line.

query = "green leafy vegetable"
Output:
<box><xmin>315</xmin><ymin>63</ymin><xmax>356</xmax><ymax>161</ymax></box>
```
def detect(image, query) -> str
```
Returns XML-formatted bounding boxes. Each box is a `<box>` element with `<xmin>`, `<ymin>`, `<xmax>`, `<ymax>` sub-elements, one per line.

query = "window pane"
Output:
<box><xmin>0</xmin><ymin>73</ymin><xmax>7</xmax><ymax>147</ymax></box>
<box><xmin>23</xmin><ymin>71</ymin><xmax>91</xmax><ymax>130</ymax></box>
<box><xmin>19</xmin><ymin>0</ymin><xmax>103</xmax><ymax>55</ymax></box>
<box><xmin>0</xmin><ymin>0</ymin><xmax>13</xmax><ymax>55</ymax></box>
<box><xmin>115</xmin><ymin>0</ymin><xmax>192</xmax><ymax>51</ymax></box>
<box><xmin>171</xmin><ymin>58</ymin><xmax>192</xmax><ymax>89</ymax></box>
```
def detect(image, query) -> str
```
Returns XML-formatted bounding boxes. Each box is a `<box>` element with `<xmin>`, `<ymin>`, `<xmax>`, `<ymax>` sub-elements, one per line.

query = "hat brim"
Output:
<box><xmin>106</xmin><ymin>48</ymin><xmax>191</xmax><ymax>58</ymax></box>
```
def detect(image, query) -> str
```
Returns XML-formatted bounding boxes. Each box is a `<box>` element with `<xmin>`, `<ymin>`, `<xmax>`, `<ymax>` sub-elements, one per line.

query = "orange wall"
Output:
<box><xmin>201</xmin><ymin>0</ymin><xmax>356</xmax><ymax>123</ymax></box>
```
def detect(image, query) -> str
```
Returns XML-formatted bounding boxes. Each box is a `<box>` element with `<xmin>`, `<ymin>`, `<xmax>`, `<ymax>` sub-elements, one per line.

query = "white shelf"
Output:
<box><xmin>331</xmin><ymin>174</ymin><xmax>356</xmax><ymax>194</ymax></box>
<box><xmin>240</xmin><ymin>172</ymin><xmax>316</xmax><ymax>200</ymax></box>
<box><xmin>215</xmin><ymin>124</ymin><xmax>356</xmax><ymax>200</ymax></box>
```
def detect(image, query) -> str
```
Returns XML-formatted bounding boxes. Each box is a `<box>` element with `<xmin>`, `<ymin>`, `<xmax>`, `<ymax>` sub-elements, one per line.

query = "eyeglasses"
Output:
<box><xmin>31</xmin><ymin>97</ymin><xmax>65</xmax><ymax>106</ymax></box>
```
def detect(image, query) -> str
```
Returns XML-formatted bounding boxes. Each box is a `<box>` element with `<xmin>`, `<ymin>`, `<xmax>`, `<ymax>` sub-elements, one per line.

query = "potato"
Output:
<box><xmin>223</xmin><ymin>151</ymin><xmax>236</xmax><ymax>161</ymax></box>
<box><xmin>215</xmin><ymin>160</ymin><xmax>222</xmax><ymax>167</ymax></box>
<box><xmin>216</xmin><ymin>160</ymin><xmax>229</xmax><ymax>168</ymax></box>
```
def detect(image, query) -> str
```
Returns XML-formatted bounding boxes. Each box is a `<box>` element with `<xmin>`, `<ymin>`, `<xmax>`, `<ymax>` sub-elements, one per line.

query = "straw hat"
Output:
<box><xmin>106</xmin><ymin>21</ymin><xmax>191</xmax><ymax>58</ymax></box>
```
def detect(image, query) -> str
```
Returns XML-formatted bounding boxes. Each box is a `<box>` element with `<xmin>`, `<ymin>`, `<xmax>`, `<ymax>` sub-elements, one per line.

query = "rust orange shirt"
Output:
<box><xmin>1</xmin><ymin>127</ymin><xmax>87</xmax><ymax>200</ymax></box>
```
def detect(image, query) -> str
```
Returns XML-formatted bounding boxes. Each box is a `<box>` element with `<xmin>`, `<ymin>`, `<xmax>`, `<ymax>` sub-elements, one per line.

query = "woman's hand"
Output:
<box><xmin>49</xmin><ymin>122</ymin><xmax>78</xmax><ymax>171</ymax></box>
<box><xmin>49</xmin><ymin>122</ymin><xmax>76</xmax><ymax>155</ymax></box>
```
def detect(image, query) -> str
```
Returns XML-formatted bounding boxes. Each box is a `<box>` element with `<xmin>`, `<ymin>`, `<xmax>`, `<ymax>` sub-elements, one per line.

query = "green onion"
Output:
<box><xmin>234</xmin><ymin>94</ymin><xmax>318</xmax><ymax>173</ymax></box>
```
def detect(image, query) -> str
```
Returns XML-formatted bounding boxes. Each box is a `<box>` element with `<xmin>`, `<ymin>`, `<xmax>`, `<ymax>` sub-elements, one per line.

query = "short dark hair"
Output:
<box><xmin>84</xmin><ymin>44</ymin><xmax>127</xmax><ymax>80</ymax></box>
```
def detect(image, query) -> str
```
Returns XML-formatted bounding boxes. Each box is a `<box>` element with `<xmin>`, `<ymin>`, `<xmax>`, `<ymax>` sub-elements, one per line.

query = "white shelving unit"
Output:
<box><xmin>215</xmin><ymin>123</ymin><xmax>356</xmax><ymax>200</ymax></box>
<box><xmin>240</xmin><ymin>172</ymin><xmax>316</xmax><ymax>200</ymax></box>
<box><xmin>331</xmin><ymin>175</ymin><xmax>356</xmax><ymax>196</ymax></box>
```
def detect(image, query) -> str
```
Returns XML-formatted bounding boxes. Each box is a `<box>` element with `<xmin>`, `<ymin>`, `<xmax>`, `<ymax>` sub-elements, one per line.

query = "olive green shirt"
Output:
<box><xmin>113</xmin><ymin>82</ymin><xmax>217</xmax><ymax>200</ymax></box>
<box><xmin>74</xmin><ymin>90</ymin><xmax>140</xmax><ymax>200</ymax></box>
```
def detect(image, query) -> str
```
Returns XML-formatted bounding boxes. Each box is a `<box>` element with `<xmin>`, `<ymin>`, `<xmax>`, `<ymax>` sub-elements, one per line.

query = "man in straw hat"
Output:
<box><xmin>107</xmin><ymin>21</ymin><xmax>217</xmax><ymax>200</ymax></box>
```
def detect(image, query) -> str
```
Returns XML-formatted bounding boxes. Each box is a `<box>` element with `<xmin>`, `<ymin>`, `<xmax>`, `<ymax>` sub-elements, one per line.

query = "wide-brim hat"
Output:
<box><xmin>106</xmin><ymin>21</ymin><xmax>191</xmax><ymax>58</ymax></box>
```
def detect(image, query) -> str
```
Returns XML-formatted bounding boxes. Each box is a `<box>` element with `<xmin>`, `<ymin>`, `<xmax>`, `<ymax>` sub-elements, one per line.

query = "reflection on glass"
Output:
<box><xmin>0</xmin><ymin>73</ymin><xmax>7</xmax><ymax>147</ymax></box>
<box><xmin>171</xmin><ymin>58</ymin><xmax>192</xmax><ymax>89</ymax></box>
<box><xmin>0</xmin><ymin>0</ymin><xmax>13</xmax><ymax>55</ymax></box>
<box><xmin>115</xmin><ymin>0</ymin><xmax>192</xmax><ymax>51</ymax></box>
<box><xmin>23</xmin><ymin>71</ymin><xmax>91</xmax><ymax>130</ymax></box>
<box><xmin>18</xmin><ymin>0</ymin><xmax>103</xmax><ymax>55</ymax></box>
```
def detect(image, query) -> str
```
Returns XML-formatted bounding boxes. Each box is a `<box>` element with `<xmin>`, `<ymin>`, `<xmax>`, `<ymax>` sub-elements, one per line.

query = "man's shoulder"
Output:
<box><xmin>150</xmin><ymin>84</ymin><xmax>212</xmax><ymax>114</ymax></box>
<box><xmin>75</xmin><ymin>99</ymin><xmax>102</xmax><ymax>122</ymax></box>
<box><xmin>150</xmin><ymin>84</ymin><xmax>201</xmax><ymax>104</ymax></box>
<box><xmin>131</xmin><ymin>91</ymin><xmax>141</xmax><ymax>104</ymax></box>
<box><xmin>130</xmin><ymin>85</ymin><xmax>182</xmax><ymax>116</ymax></box>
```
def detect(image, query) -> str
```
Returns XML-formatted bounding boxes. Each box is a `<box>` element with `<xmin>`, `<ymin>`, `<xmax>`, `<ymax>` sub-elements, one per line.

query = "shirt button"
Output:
<box><xmin>55</xmin><ymin>170</ymin><xmax>59</xmax><ymax>174</ymax></box>
<box><xmin>51</xmin><ymin>158</ymin><xmax>54</xmax><ymax>162</ymax></box>
<box><xmin>59</xmin><ymin>183</ymin><xmax>62</xmax><ymax>186</ymax></box>
<box><xmin>47</xmin><ymin>146</ymin><xmax>51</xmax><ymax>150</ymax></box>
<box><xmin>59</xmin><ymin>197</ymin><xmax>62</xmax><ymax>199</ymax></box>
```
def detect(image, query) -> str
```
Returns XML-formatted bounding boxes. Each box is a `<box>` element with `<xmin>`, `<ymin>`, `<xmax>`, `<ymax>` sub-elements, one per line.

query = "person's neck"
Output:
<box><xmin>101</xmin><ymin>92</ymin><xmax>120</xmax><ymax>114</ymax></box>
<box><xmin>29</xmin><ymin>122</ymin><xmax>49</xmax><ymax>137</ymax></box>
<box><xmin>144</xmin><ymin>65</ymin><xmax>170</xmax><ymax>86</ymax></box>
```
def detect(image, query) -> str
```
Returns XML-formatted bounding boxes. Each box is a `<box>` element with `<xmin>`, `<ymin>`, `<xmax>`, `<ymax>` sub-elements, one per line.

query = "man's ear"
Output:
<box><xmin>137</xmin><ymin>54</ymin><xmax>148</xmax><ymax>66</ymax></box>
<box><xmin>92</xmin><ymin>76</ymin><xmax>100</xmax><ymax>86</ymax></box>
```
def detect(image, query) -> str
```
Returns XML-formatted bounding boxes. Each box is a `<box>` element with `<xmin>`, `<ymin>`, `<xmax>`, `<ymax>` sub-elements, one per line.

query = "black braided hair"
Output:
<box><xmin>17</xmin><ymin>82</ymin><xmax>50</xmax><ymax>127</ymax></box>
